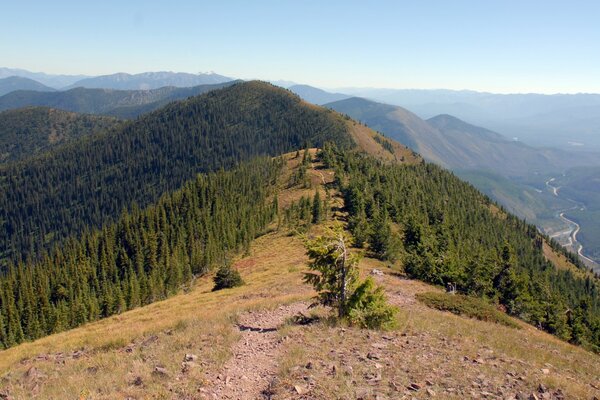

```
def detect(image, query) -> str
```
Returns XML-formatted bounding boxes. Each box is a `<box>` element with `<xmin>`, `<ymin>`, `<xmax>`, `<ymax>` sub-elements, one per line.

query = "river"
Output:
<box><xmin>545</xmin><ymin>177</ymin><xmax>597</xmax><ymax>266</ymax></box>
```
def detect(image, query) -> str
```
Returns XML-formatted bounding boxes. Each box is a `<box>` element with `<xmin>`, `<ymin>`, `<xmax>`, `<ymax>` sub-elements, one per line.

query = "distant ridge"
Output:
<box><xmin>288</xmin><ymin>84</ymin><xmax>350</xmax><ymax>105</ymax></box>
<box><xmin>67</xmin><ymin>71</ymin><xmax>233</xmax><ymax>90</ymax></box>
<box><xmin>326</xmin><ymin>97</ymin><xmax>600</xmax><ymax>176</ymax></box>
<box><xmin>0</xmin><ymin>76</ymin><xmax>55</xmax><ymax>96</ymax></box>
<box><xmin>0</xmin><ymin>67</ymin><xmax>89</xmax><ymax>88</ymax></box>
<box><xmin>0</xmin><ymin>81</ymin><xmax>238</xmax><ymax>118</ymax></box>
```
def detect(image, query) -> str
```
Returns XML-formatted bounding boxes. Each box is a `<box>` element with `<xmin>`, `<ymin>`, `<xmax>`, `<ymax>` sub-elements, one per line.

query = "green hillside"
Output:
<box><xmin>0</xmin><ymin>81</ymin><xmax>353</xmax><ymax>265</ymax></box>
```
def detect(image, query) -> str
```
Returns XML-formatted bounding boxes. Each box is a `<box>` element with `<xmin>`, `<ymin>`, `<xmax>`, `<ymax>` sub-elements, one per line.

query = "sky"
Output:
<box><xmin>2</xmin><ymin>0</ymin><xmax>600</xmax><ymax>94</ymax></box>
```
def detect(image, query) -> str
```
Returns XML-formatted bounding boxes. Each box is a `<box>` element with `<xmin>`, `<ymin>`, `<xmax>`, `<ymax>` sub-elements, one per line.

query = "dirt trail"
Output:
<box><xmin>201</xmin><ymin>302</ymin><xmax>308</xmax><ymax>399</ymax></box>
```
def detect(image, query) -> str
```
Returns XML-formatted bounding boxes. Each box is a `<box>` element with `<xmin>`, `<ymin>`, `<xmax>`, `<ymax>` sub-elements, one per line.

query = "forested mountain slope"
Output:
<box><xmin>322</xmin><ymin>145</ymin><xmax>600</xmax><ymax>350</ymax></box>
<box><xmin>0</xmin><ymin>82</ymin><xmax>236</xmax><ymax>118</ymax></box>
<box><xmin>0</xmin><ymin>107</ymin><xmax>121</xmax><ymax>163</ymax></box>
<box><xmin>0</xmin><ymin>81</ymin><xmax>357</xmax><ymax>265</ymax></box>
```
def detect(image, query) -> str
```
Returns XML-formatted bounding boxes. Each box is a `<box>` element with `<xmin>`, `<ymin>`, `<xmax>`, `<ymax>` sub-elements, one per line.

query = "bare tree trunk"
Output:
<box><xmin>338</xmin><ymin>233</ymin><xmax>348</xmax><ymax>318</ymax></box>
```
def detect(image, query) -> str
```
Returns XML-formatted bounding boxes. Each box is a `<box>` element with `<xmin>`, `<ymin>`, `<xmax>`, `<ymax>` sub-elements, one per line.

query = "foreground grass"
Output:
<box><xmin>0</xmin><ymin>231</ymin><xmax>312</xmax><ymax>399</ymax></box>
<box><xmin>273</xmin><ymin>261</ymin><xmax>600</xmax><ymax>399</ymax></box>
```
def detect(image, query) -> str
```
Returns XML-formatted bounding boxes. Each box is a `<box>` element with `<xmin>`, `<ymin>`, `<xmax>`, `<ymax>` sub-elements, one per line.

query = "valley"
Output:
<box><xmin>544</xmin><ymin>177</ymin><xmax>598</xmax><ymax>269</ymax></box>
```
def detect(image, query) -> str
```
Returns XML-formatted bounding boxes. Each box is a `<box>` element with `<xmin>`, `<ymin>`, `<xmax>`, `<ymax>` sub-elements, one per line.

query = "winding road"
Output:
<box><xmin>545</xmin><ymin>177</ymin><xmax>597</xmax><ymax>266</ymax></box>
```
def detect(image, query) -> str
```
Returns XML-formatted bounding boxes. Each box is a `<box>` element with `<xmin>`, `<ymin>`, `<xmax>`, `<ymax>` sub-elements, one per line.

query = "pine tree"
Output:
<box><xmin>312</xmin><ymin>191</ymin><xmax>323</xmax><ymax>224</ymax></box>
<box><xmin>304</xmin><ymin>225</ymin><xmax>360</xmax><ymax>318</ymax></box>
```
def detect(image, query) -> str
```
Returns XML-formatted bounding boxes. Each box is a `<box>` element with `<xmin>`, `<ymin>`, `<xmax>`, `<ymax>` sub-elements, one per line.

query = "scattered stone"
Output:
<box><xmin>407</xmin><ymin>383</ymin><xmax>421</xmax><ymax>391</ymax></box>
<box><xmin>72</xmin><ymin>350</ymin><xmax>84</xmax><ymax>359</ymax></box>
<box><xmin>22</xmin><ymin>366</ymin><xmax>46</xmax><ymax>383</ymax></box>
<box><xmin>142</xmin><ymin>335</ymin><xmax>159</xmax><ymax>347</ymax></box>
<box><xmin>0</xmin><ymin>390</ymin><xmax>12</xmax><ymax>400</ymax></box>
<box><xmin>85</xmin><ymin>366</ymin><xmax>98</xmax><ymax>374</ymax></box>
<box><xmin>294</xmin><ymin>384</ymin><xmax>307</xmax><ymax>395</ymax></box>
<box><xmin>367</xmin><ymin>352</ymin><xmax>381</xmax><ymax>360</ymax></box>
<box><xmin>426</xmin><ymin>387</ymin><xmax>436</xmax><ymax>397</ymax></box>
<box><xmin>153</xmin><ymin>366</ymin><xmax>169</xmax><ymax>377</ymax></box>
<box><xmin>541</xmin><ymin>368</ymin><xmax>550</xmax><ymax>375</ymax></box>
<box><xmin>183</xmin><ymin>354</ymin><xmax>198</xmax><ymax>362</ymax></box>
<box><xmin>528</xmin><ymin>394</ymin><xmax>539</xmax><ymax>400</ymax></box>
<box><xmin>305</xmin><ymin>361</ymin><xmax>313</xmax><ymax>369</ymax></box>
<box><xmin>537</xmin><ymin>383</ymin><xmax>548</xmax><ymax>393</ymax></box>
<box><xmin>132</xmin><ymin>376</ymin><xmax>143</xmax><ymax>386</ymax></box>
<box><xmin>370</xmin><ymin>269</ymin><xmax>384</xmax><ymax>276</ymax></box>
<box><xmin>181</xmin><ymin>361</ymin><xmax>196</xmax><ymax>373</ymax></box>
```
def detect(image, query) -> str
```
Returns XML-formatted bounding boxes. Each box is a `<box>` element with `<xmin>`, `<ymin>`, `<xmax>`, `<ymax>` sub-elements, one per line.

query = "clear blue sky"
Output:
<box><xmin>2</xmin><ymin>0</ymin><xmax>600</xmax><ymax>93</ymax></box>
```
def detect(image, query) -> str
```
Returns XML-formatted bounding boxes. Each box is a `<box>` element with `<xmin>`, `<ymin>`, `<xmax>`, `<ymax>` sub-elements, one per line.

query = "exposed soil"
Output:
<box><xmin>200</xmin><ymin>302</ymin><xmax>309</xmax><ymax>399</ymax></box>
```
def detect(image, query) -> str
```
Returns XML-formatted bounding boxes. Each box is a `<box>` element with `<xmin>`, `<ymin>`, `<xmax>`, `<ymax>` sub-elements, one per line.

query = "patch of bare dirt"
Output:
<box><xmin>200</xmin><ymin>302</ymin><xmax>309</xmax><ymax>399</ymax></box>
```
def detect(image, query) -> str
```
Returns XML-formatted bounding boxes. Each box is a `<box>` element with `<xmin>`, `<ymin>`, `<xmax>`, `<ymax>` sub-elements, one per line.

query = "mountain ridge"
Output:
<box><xmin>66</xmin><ymin>71</ymin><xmax>233</xmax><ymax>90</ymax></box>
<box><xmin>0</xmin><ymin>76</ymin><xmax>56</xmax><ymax>97</ymax></box>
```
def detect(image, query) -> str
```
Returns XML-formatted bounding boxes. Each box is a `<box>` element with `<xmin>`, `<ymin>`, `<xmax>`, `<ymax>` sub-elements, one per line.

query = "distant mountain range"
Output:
<box><xmin>0</xmin><ymin>67</ymin><xmax>89</xmax><ymax>88</ymax></box>
<box><xmin>0</xmin><ymin>81</ymin><xmax>237</xmax><ymax>118</ymax></box>
<box><xmin>326</xmin><ymin>97</ymin><xmax>600</xmax><ymax>177</ymax></box>
<box><xmin>0</xmin><ymin>76</ymin><xmax>56</xmax><ymax>96</ymax></box>
<box><xmin>0</xmin><ymin>67</ymin><xmax>233</xmax><ymax>91</ymax></box>
<box><xmin>66</xmin><ymin>71</ymin><xmax>233</xmax><ymax>90</ymax></box>
<box><xmin>336</xmin><ymin>87</ymin><xmax>600</xmax><ymax>150</ymax></box>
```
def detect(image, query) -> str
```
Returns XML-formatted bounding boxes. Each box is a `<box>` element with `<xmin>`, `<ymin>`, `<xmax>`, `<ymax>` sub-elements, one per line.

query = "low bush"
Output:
<box><xmin>416</xmin><ymin>291</ymin><xmax>519</xmax><ymax>328</ymax></box>
<box><xmin>347</xmin><ymin>277</ymin><xmax>398</xmax><ymax>330</ymax></box>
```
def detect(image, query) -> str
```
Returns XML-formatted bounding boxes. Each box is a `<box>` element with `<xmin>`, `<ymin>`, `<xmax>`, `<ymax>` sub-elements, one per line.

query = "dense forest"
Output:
<box><xmin>0</xmin><ymin>157</ymin><xmax>281</xmax><ymax>349</ymax></box>
<box><xmin>0</xmin><ymin>107</ymin><xmax>120</xmax><ymax>163</ymax></box>
<box><xmin>320</xmin><ymin>145</ymin><xmax>600</xmax><ymax>351</ymax></box>
<box><xmin>0</xmin><ymin>81</ymin><xmax>353</xmax><ymax>265</ymax></box>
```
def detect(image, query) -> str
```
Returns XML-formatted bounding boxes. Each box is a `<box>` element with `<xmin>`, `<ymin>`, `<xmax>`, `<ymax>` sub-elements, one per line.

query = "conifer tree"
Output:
<box><xmin>312</xmin><ymin>191</ymin><xmax>323</xmax><ymax>224</ymax></box>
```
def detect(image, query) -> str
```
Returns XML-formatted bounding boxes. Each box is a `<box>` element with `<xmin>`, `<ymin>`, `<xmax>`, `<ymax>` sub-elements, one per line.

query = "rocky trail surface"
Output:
<box><xmin>200</xmin><ymin>302</ymin><xmax>308</xmax><ymax>399</ymax></box>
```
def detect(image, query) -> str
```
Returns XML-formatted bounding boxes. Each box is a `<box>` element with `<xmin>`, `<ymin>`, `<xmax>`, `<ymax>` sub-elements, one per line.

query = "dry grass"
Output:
<box><xmin>347</xmin><ymin>120</ymin><xmax>420</xmax><ymax>164</ymax></box>
<box><xmin>542</xmin><ymin>241</ymin><xmax>595</xmax><ymax>279</ymax></box>
<box><xmin>0</xmin><ymin>231</ymin><xmax>313</xmax><ymax>399</ymax></box>
<box><xmin>273</xmin><ymin>259</ymin><xmax>600</xmax><ymax>400</ymax></box>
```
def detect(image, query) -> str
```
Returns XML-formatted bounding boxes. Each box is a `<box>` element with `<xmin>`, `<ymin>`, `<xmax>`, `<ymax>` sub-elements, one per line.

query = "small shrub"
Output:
<box><xmin>212</xmin><ymin>265</ymin><xmax>244</xmax><ymax>291</ymax></box>
<box><xmin>416</xmin><ymin>291</ymin><xmax>519</xmax><ymax>328</ymax></box>
<box><xmin>347</xmin><ymin>277</ymin><xmax>398</xmax><ymax>330</ymax></box>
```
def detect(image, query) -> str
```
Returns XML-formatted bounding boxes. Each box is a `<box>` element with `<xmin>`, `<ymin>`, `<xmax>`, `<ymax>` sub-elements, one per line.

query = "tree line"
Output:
<box><xmin>321</xmin><ymin>145</ymin><xmax>600</xmax><ymax>351</ymax></box>
<box><xmin>0</xmin><ymin>157</ymin><xmax>281</xmax><ymax>349</ymax></box>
